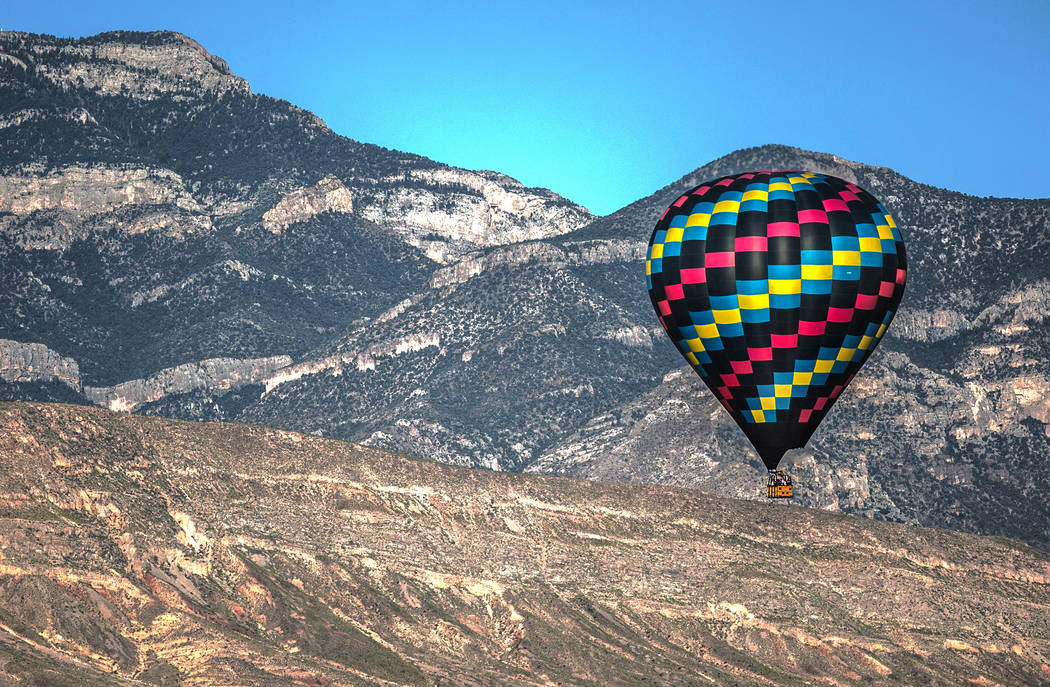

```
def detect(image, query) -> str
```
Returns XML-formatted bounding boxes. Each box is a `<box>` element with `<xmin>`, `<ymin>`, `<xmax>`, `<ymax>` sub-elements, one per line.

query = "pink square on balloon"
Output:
<box><xmin>797</xmin><ymin>209</ymin><xmax>828</xmax><ymax>224</ymax></box>
<box><xmin>772</xmin><ymin>334</ymin><xmax>797</xmax><ymax>348</ymax></box>
<box><xmin>720</xmin><ymin>373</ymin><xmax>739</xmax><ymax>387</ymax></box>
<box><xmin>658</xmin><ymin>300</ymin><xmax>671</xmax><ymax>316</ymax></box>
<box><xmin>896</xmin><ymin>268</ymin><xmax>907</xmax><ymax>285</ymax></box>
<box><xmin>681</xmin><ymin>267</ymin><xmax>706</xmax><ymax>284</ymax></box>
<box><xmin>705</xmin><ymin>252</ymin><xmax>735</xmax><ymax>268</ymax></box>
<box><xmin>822</xmin><ymin>198</ymin><xmax>849</xmax><ymax>213</ymax></box>
<box><xmin>814</xmin><ymin>397</ymin><xmax>828</xmax><ymax>410</ymax></box>
<box><xmin>798</xmin><ymin>320</ymin><xmax>826</xmax><ymax>336</ymax></box>
<box><xmin>855</xmin><ymin>293</ymin><xmax>878</xmax><ymax>310</ymax></box>
<box><xmin>665</xmin><ymin>283</ymin><xmax>684</xmax><ymax>300</ymax></box>
<box><xmin>747</xmin><ymin>346</ymin><xmax>773</xmax><ymax>361</ymax></box>
<box><xmin>827</xmin><ymin>307</ymin><xmax>853</xmax><ymax>323</ymax></box>
<box><xmin>799</xmin><ymin>409</ymin><xmax>813</xmax><ymax>423</ymax></box>
<box><xmin>879</xmin><ymin>280</ymin><xmax>895</xmax><ymax>298</ymax></box>
<box><xmin>730</xmin><ymin>359</ymin><xmax>753</xmax><ymax>375</ymax></box>
<box><xmin>735</xmin><ymin>236</ymin><xmax>767</xmax><ymax>252</ymax></box>
<box><xmin>767</xmin><ymin>222</ymin><xmax>800</xmax><ymax>237</ymax></box>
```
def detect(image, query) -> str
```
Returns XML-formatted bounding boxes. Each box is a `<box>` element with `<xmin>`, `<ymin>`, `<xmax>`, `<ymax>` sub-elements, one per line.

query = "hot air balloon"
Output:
<box><xmin>646</xmin><ymin>171</ymin><xmax>907</xmax><ymax>498</ymax></box>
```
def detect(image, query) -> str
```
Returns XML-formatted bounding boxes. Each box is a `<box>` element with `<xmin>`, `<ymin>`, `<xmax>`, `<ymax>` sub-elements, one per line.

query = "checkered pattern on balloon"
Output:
<box><xmin>646</xmin><ymin>171</ymin><xmax>907</xmax><ymax>469</ymax></box>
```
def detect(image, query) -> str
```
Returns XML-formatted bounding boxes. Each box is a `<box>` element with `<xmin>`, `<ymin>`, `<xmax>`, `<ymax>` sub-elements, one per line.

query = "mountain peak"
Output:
<box><xmin>0</xmin><ymin>29</ymin><xmax>250</xmax><ymax>98</ymax></box>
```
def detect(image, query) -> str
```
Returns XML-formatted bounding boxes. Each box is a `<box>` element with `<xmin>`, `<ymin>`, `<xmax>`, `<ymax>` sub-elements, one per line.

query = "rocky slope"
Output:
<box><xmin>1</xmin><ymin>30</ymin><xmax>1048</xmax><ymax>550</ymax></box>
<box><xmin>1</xmin><ymin>401</ymin><xmax>1048</xmax><ymax>686</ymax></box>
<box><xmin>0</xmin><ymin>30</ymin><xmax>591</xmax><ymax>386</ymax></box>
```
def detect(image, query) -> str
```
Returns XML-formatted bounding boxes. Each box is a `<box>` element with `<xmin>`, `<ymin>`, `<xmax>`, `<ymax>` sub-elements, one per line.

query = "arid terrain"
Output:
<box><xmin>1</xmin><ymin>401</ymin><xmax>1048</xmax><ymax>685</ymax></box>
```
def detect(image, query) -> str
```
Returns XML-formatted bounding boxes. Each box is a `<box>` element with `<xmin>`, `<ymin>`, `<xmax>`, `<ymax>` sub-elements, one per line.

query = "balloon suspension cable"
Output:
<box><xmin>766</xmin><ymin>470</ymin><xmax>794</xmax><ymax>499</ymax></box>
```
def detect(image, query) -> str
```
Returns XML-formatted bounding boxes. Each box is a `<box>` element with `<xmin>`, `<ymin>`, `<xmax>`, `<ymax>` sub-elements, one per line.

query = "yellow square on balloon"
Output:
<box><xmin>687</xmin><ymin>212</ymin><xmax>710</xmax><ymax>227</ymax></box>
<box><xmin>713</xmin><ymin>309</ymin><xmax>741</xmax><ymax>324</ymax></box>
<box><xmin>814</xmin><ymin>359</ymin><xmax>834</xmax><ymax>373</ymax></box>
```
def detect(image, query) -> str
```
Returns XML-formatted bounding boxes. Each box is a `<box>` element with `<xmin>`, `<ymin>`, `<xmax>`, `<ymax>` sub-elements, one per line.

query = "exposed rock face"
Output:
<box><xmin>261</xmin><ymin>175</ymin><xmax>353</xmax><ymax>233</ymax></box>
<box><xmin>2</xmin><ymin>30</ymin><xmax>250</xmax><ymax>98</ymax></box>
<box><xmin>1</xmin><ymin>402</ymin><xmax>1048</xmax><ymax>686</ymax></box>
<box><xmin>83</xmin><ymin>355</ymin><xmax>292</xmax><ymax>412</ymax></box>
<box><xmin>0</xmin><ymin>165</ymin><xmax>201</xmax><ymax>216</ymax></box>
<box><xmin>0</xmin><ymin>339</ymin><xmax>80</xmax><ymax>390</ymax></box>
<box><xmin>356</xmin><ymin>168</ymin><xmax>592</xmax><ymax>263</ymax></box>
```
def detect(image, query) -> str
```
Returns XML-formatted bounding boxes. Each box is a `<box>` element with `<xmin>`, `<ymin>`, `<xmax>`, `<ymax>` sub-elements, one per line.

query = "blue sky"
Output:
<box><xmin>6</xmin><ymin>0</ymin><xmax>1049</xmax><ymax>214</ymax></box>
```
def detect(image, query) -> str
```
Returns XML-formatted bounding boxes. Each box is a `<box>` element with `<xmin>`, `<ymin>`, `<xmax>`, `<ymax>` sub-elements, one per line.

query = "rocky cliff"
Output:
<box><xmin>1</xmin><ymin>402</ymin><xmax>1048</xmax><ymax>686</ymax></box>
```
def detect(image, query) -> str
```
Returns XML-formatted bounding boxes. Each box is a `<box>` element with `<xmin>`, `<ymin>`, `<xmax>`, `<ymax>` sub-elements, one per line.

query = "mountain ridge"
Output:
<box><xmin>1</xmin><ymin>30</ymin><xmax>1048</xmax><ymax>550</ymax></box>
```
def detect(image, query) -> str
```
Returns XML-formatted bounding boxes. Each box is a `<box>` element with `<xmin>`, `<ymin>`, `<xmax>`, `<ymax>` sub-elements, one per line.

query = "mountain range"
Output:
<box><xmin>1</xmin><ymin>30</ymin><xmax>1048</xmax><ymax>550</ymax></box>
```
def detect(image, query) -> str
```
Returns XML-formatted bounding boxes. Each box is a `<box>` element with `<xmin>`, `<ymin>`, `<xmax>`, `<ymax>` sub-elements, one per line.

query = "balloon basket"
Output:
<box><xmin>766</xmin><ymin>470</ymin><xmax>793</xmax><ymax>499</ymax></box>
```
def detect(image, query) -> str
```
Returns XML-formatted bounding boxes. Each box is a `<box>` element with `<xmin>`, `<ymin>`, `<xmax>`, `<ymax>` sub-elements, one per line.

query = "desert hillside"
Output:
<box><xmin>1</xmin><ymin>402</ymin><xmax>1048</xmax><ymax>685</ymax></box>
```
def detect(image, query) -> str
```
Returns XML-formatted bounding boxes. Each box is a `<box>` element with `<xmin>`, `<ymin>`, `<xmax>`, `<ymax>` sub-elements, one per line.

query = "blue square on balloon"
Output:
<box><xmin>683</xmin><ymin>225</ymin><xmax>707</xmax><ymax>242</ymax></box>
<box><xmin>710</xmin><ymin>212</ymin><xmax>738</xmax><ymax>226</ymax></box>
<box><xmin>741</xmin><ymin>308</ymin><xmax>769</xmax><ymax>324</ymax></box>
<box><xmin>737</xmin><ymin>279</ymin><xmax>768</xmax><ymax>295</ymax></box>
<box><xmin>668</xmin><ymin>214</ymin><xmax>687</xmax><ymax>228</ymax></box>
<box><xmin>654</xmin><ymin>230</ymin><xmax>667</xmax><ymax>245</ymax></box>
<box><xmin>802</xmin><ymin>249</ymin><xmax>833</xmax><ymax>265</ymax></box>
<box><xmin>770</xmin><ymin>293</ymin><xmax>800</xmax><ymax>309</ymax></box>
<box><xmin>831</xmin><ymin>235</ymin><xmax>859</xmax><ymax>251</ymax></box>
<box><xmin>775</xmin><ymin>396</ymin><xmax>791</xmax><ymax>409</ymax></box>
<box><xmin>650</xmin><ymin>258</ymin><xmax>663</xmax><ymax>274</ymax></box>
<box><xmin>833</xmin><ymin>265</ymin><xmax>859</xmax><ymax>281</ymax></box>
<box><xmin>717</xmin><ymin>322</ymin><xmax>744</xmax><ymax>338</ymax></box>
<box><xmin>663</xmin><ymin>241</ymin><xmax>681</xmax><ymax>257</ymax></box>
<box><xmin>705</xmin><ymin>337</ymin><xmax>724</xmax><ymax>351</ymax></box>
<box><xmin>746</xmin><ymin>397</ymin><xmax>762</xmax><ymax>410</ymax></box>
<box><xmin>690</xmin><ymin>310</ymin><xmax>715</xmax><ymax>326</ymax></box>
<box><xmin>860</xmin><ymin>251</ymin><xmax>882</xmax><ymax>267</ymax></box>
<box><xmin>708</xmin><ymin>295</ymin><xmax>739</xmax><ymax>310</ymax></box>
<box><xmin>758</xmin><ymin>384</ymin><xmax>774</xmax><ymax>397</ymax></box>
<box><xmin>802</xmin><ymin>279</ymin><xmax>832</xmax><ymax>295</ymax></box>
<box><xmin>768</xmin><ymin>264</ymin><xmax>801</xmax><ymax>280</ymax></box>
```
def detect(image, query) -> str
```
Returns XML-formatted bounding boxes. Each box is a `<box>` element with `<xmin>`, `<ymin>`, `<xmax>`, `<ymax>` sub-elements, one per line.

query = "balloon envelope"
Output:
<box><xmin>646</xmin><ymin>171</ymin><xmax>907</xmax><ymax>469</ymax></box>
